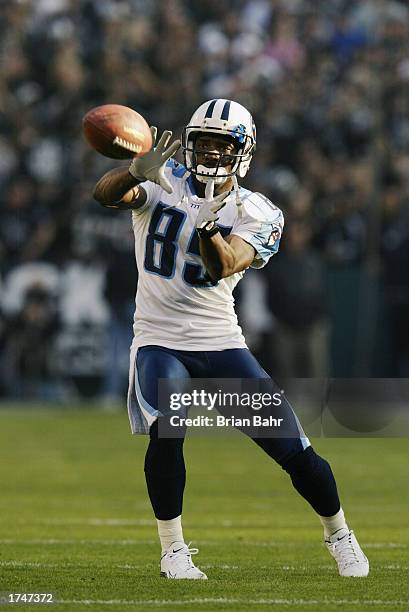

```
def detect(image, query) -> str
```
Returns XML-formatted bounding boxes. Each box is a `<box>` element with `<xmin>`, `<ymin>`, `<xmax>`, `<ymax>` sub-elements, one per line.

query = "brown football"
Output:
<box><xmin>82</xmin><ymin>104</ymin><xmax>152</xmax><ymax>159</ymax></box>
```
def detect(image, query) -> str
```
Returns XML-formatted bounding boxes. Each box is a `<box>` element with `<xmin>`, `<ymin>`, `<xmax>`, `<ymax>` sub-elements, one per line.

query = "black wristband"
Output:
<box><xmin>196</xmin><ymin>224</ymin><xmax>220</xmax><ymax>238</ymax></box>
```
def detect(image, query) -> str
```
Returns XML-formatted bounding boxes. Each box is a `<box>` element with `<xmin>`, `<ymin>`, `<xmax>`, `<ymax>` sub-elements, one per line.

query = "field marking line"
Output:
<box><xmin>22</xmin><ymin>517</ymin><xmax>285</xmax><ymax>527</ymax></box>
<box><xmin>55</xmin><ymin>598</ymin><xmax>409</xmax><ymax>607</ymax></box>
<box><xmin>365</xmin><ymin>543</ymin><xmax>409</xmax><ymax>549</ymax></box>
<box><xmin>37</xmin><ymin>518</ymin><xmax>156</xmax><ymax>526</ymax></box>
<box><xmin>2</xmin><ymin>559</ymin><xmax>408</xmax><ymax>573</ymax></box>
<box><xmin>0</xmin><ymin>539</ymin><xmax>155</xmax><ymax>545</ymax></box>
<box><xmin>0</xmin><ymin>538</ymin><xmax>408</xmax><ymax>549</ymax></box>
<box><xmin>0</xmin><ymin>561</ymin><xmax>240</xmax><ymax>570</ymax></box>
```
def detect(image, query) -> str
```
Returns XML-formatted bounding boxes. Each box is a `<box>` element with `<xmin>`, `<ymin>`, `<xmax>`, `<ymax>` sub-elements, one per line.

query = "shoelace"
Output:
<box><xmin>331</xmin><ymin>532</ymin><xmax>362</xmax><ymax>567</ymax></box>
<box><xmin>169</xmin><ymin>541</ymin><xmax>198</xmax><ymax>557</ymax></box>
<box><xmin>168</xmin><ymin>541</ymin><xmax>199</xmax><ymax>569</ymax></box>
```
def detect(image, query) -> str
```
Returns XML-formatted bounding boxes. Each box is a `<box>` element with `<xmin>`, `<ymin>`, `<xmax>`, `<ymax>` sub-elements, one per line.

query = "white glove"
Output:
<box><xmin>128</xmin><ymin>127</ymin><xmax>180</xmax><ymax>194</ymax></box>
<box><xmin>195</xmin><ymin>179</ymin><xmax>229</xmax><ymax>232</ymax></box>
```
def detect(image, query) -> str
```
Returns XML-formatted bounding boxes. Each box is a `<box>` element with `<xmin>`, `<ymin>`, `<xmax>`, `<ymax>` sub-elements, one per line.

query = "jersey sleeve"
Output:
<box><xmin>231</xmin><ymin>192</ymin><xmax>284</xmax><ymax>269</ymax></box>
<box><xmin>132</xmin><ymin>180</ymin><xmax>162</xmax><ymax>215</ymax></box>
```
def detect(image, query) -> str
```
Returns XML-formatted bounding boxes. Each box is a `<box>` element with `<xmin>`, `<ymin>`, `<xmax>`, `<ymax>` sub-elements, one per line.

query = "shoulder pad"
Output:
<box><xmin>241</xmin><ymin>191</ymin><xmax>283</xmax><ymax>224</ymax></box>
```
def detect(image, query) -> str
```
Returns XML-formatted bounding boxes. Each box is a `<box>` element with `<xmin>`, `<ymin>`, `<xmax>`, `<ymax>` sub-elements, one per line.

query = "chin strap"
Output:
<box><xmin>232</xmin><ymin>175</ymin><xmax>243</xmax><ymax>218</ymax></box>
<box><xmin>176</xmin><ymin>173</ymin><xmax>189</xmax><ymax>208</ymax></box>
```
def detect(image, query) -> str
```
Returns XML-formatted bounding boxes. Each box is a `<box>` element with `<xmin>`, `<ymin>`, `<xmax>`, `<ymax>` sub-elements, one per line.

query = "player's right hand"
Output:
<box><xmin>128</xmin><ymin>127</ymin><xmax>180</xmax><ymax>194</ymax></box>
<box><xmin>195</xmin><ymin>179</ymin><xmax>229</xmax><ymax>231</ymax></box>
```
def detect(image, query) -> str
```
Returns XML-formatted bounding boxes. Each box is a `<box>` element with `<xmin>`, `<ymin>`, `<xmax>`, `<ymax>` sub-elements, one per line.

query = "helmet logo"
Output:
<box><xmin>229</xmin><ymin>124</ymin><xmax>247</xmax><ymax>144</ymax></box>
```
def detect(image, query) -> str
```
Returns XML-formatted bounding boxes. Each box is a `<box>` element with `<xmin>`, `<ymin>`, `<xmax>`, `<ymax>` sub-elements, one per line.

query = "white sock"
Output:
<box><xmin>157</xmin><ymin>515</ymin><xmax>184</xmax><ymax>552</ymax></box>
<box><xmin>319</xmin><ymin>507</ymin><xmax>348</xmax><ymax>539</ymax></box>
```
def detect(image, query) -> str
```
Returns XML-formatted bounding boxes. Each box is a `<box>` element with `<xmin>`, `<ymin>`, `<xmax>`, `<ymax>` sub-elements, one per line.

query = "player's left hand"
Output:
<box><xmin>195</xmin><ymin>179</ymin><xmax>229</xmax><ymax>232</ymax></box>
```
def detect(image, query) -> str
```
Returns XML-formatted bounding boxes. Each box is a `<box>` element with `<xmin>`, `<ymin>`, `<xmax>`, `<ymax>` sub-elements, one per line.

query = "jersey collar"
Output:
<box><xmin>187</xmin><ymin>173</ymin><xmax>237</xmax><ymax>201</ymax></box>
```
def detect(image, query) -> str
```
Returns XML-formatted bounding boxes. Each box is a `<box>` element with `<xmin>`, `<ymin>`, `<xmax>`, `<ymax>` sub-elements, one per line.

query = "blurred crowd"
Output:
<box><xmin>0</xmin><ymin>0</ymin><xmax>408</xmax><ymax>402</ymax></box>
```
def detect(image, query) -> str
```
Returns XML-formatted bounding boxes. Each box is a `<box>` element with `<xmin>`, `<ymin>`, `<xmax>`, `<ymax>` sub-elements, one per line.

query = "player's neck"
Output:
<box><xmin>192</xmin><ymin>176</ymin><xmax>234</xmax><ymax>198</ymax></box>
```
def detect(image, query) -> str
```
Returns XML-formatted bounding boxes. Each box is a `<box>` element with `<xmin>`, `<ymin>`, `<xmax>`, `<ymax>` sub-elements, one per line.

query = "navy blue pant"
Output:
<box><xmin>138</xmin><ymin>345</ymin><xmax>340</xmax><ymax>520</ymax></box>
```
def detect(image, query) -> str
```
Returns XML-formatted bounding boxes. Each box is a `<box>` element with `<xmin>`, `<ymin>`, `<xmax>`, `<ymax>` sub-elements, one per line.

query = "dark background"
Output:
<box><xmin>0</xmin><ymin>0</ymin><xmax>408</xmax><ymax>403</ymax></box>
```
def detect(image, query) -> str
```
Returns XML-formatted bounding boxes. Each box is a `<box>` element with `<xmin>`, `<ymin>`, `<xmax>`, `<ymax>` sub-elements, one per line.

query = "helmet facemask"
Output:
<box><xmin>182</xmin><ymin>128</ymin><xmax>255</xmax><ymax>184</ymax></box>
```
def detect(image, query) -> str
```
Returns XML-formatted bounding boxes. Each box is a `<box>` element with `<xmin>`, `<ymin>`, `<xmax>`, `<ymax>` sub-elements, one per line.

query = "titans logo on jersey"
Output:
<box><xmin>129</xmin><ymin>159</ymin><xmax>284</xmax><ymax>352</ymax></box>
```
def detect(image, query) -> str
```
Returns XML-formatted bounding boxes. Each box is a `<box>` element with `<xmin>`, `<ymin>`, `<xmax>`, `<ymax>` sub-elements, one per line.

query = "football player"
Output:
<box><xmin>93</xmin><ymin>99</ymin><xmax>369</xmax><ymax>579</ymax></box>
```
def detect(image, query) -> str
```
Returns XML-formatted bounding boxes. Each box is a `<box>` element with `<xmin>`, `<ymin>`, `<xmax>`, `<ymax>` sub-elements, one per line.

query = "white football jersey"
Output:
<box><xmin>130</xmin><ymin>159</ymin><xmax>284</xmax><ymax>351</ymax></box>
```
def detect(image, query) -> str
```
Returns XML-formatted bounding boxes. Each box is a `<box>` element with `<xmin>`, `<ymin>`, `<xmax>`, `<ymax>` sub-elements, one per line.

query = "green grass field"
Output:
<box><xmin>0</xmin><ymin>407</ymin><xmax>408</xmax><ymax>611</ymax></box>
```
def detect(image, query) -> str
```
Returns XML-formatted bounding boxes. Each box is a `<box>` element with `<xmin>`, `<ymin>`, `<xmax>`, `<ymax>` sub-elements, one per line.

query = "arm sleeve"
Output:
<box><xmin>231</xmin><ymin>192</ymin><xmax>284</xmax><ymax>269</ymax></box>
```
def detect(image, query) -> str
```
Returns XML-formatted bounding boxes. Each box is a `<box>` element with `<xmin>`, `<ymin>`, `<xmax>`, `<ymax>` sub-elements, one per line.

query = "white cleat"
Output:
<box><xmin>326</xmin><ymin>528</ymin><xmax>369</xmax><ymax>577</ymax></box>
<box><xmin>160</xmin><ymin>541</ymin><xmax>208</xmax><ymax>579</ymax></box>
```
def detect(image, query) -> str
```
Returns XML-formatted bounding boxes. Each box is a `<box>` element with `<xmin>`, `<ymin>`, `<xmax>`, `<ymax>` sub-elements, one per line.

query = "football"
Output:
<box><xmin>82</xmin><ymin>104</ymin><xmax>153</xmax><ymax>159</ymax></box>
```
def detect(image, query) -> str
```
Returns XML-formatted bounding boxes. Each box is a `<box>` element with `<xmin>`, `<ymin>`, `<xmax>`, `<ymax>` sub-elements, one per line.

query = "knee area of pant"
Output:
<box><xmin>144</xmin><ymin>438</ymin><xmax>185</xmax><ymax>477</ymax></box>
<box><xmin>149</xmin><ymin>420</ymin><xmax>186</xmax><ymax>442</ymax></box>
<box><xmin>146</xmin><ymin>435</ymin><xmax>185</xmax><ymax>455</ymax></box>
<box><xmin>144</xmin><ymin>454</ymin><xmax>186</xmax><ymax>478</ymax></box>
<box><xmin>282</xmin><ymin>446</ymin><xmax>327</xmax><ymax>476</ymax></box>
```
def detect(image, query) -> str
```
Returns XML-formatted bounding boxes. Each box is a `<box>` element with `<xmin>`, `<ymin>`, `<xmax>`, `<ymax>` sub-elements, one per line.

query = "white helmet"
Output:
<box><xmin>182</xmin><ymin>99</ymin><xmax>256</xmax><ymax>184</ymax></box>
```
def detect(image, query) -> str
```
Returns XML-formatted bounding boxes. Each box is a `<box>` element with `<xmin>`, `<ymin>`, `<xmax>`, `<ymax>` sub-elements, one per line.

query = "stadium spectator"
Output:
<box><xmin>0</xmin><ymin>283</ymin><xmax>60</xmax><ymax>400</ymax></box>
<box><xmin>0</xmin><ymin>0</ymin><xmax>408</xmax><ymax>397</ymax></box>
<box><xmin>380</xmin><ymin>180</ymin><xmax>409</xmax><ymax>376</ymax></box>
<box><xmin>265</xmin><ymin>219</ymin><xmax>330</xmax><ymax>378</ymax></box>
